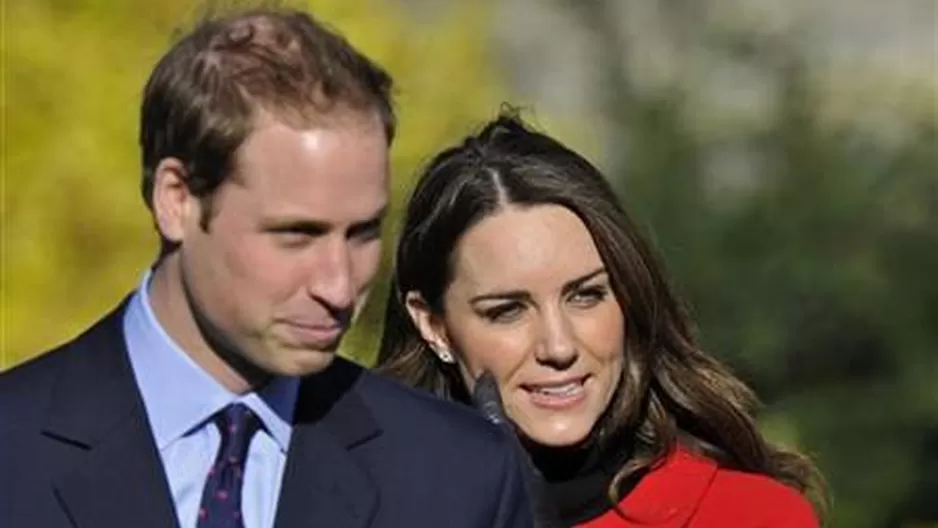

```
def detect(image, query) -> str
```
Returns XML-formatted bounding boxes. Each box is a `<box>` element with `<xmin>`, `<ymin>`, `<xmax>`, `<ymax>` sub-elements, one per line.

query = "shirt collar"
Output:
<box><xmin>123</xmin><ymin>269</ymin><xmax>298</xmax><ymax>452</ymax></box>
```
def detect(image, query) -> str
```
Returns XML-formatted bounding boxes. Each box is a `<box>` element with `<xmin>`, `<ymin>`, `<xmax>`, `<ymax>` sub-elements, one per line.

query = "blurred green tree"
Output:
<box><xmin>570</xmin><ymin>1</ymin><xmax>938</xmax><ymax>525</ymax></box>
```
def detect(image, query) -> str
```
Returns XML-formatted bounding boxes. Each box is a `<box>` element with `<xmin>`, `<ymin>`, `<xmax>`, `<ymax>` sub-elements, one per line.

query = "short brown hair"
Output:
<box><xmin>139</xmin><ymin>6</ymin><xmax>395</xmax><ymax>245</ymax></box>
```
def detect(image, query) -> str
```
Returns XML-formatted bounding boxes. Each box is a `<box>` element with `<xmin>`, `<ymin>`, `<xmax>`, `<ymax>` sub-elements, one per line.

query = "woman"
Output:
<box><xmin>377</xmin><ymin>110</ymin><xmax>826</xmax><ymax>527</ymax></box>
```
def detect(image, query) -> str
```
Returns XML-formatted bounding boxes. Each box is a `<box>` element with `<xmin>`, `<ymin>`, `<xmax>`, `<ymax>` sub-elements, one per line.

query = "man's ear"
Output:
<box><xmin>151</xmin><ymin>158</ymin><xmax>198</xmax><ymax>243</ymax></box>
<box><xmin>404</xmin><ymin>291</ymin><xmax>456</xmax><ymax>364</ymax></box>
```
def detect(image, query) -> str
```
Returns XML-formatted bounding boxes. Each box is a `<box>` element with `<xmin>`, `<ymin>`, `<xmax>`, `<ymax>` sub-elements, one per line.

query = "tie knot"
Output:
<box><xmin>212</xmin><ymin>403</ymin><xmax>261</xmax><ymax>464</ymax></box>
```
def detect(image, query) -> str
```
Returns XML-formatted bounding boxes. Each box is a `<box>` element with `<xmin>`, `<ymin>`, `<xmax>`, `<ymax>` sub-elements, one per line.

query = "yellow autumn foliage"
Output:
<box><xmin>2</xmin><ymin>0</ymin><xmax>505</xmax><ymax>369</ymax></box>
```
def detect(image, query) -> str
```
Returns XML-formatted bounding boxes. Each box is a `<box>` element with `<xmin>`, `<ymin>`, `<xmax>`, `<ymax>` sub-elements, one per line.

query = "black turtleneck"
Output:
<box><xmin>528</xmin><ymin>439</ymin><xmax>646</xmax><ymax>526</ymax></box>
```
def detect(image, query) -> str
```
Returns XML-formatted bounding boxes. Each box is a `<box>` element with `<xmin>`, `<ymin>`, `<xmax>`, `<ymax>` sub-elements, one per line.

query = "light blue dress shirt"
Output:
<box><xmin>123</xmin><ymin>272</ymin><xmax>299</xmax><ymax>528</ymax></box>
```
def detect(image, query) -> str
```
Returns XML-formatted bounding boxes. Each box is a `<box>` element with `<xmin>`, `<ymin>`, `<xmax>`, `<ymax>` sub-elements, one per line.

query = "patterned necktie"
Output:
<box><xmin>197</xmin><ymin>403</ymin><xmax>261</xmax><ymax>528</ymax></box>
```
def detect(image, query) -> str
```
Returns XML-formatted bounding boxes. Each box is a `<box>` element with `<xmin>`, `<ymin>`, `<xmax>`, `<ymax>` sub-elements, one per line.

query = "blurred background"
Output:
<box><xmin>3</xmin><ymin>0</ymin><xmax>936</xmax><ymax>526</ymax></box>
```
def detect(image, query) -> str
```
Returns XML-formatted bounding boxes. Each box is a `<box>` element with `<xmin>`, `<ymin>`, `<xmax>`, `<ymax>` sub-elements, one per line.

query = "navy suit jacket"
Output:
<box><xmin>0</xmin><ymin>301</ymin><xmax>534</xmax><ymax>528</ymax></box>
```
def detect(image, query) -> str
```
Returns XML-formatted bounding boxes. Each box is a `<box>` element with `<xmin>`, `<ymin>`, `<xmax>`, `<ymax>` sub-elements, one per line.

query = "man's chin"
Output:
<box><xmin>277</xmin><ymin>349</ymin><xmax>338</xmax><ymax>377</ymax></box>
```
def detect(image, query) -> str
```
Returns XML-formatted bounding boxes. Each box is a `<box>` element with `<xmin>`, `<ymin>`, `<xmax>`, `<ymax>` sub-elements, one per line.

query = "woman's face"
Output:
<box><xmin>411</xmin><ymin>204</ymin><xmax>625</xmax><ymax>447</ymax></box>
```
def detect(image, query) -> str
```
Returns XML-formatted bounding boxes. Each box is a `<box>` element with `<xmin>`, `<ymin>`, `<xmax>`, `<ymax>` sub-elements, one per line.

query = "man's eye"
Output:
<box><xmin>350</xmin><ymin>223</ymin><xmax>382</xmax><ymax>243</ymax></box>
<box><xmin>274</xmin><ymin>231</ymin><xmax>311</xmax><ymax>248</ymax></box>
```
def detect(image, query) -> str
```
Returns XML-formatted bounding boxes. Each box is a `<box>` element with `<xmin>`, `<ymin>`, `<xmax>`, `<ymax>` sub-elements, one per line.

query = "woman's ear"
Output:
<box><xmin>404</xmin><ymin>291</ymin><xmax>456</xmax><ymax>364</ymax></box>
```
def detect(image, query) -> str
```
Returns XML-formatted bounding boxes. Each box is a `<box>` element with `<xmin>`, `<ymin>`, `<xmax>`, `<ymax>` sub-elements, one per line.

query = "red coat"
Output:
<box><xmin>577</xmin><ymin>447</ymin><xmax>819</xmax><ymax>528</ymax></box>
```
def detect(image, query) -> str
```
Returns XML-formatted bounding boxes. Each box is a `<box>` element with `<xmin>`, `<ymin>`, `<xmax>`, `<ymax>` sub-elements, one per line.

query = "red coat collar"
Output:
<box><xmin>581</xmin><ymin>446</ymin><xmax>718</xmax><ymax>527</ymax></box>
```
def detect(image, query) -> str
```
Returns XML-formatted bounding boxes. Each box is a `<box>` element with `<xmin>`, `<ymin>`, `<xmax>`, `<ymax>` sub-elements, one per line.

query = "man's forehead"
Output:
<box><xmin>248</xmin><ymin>106</ymin><xmax>387</xmax><ymax>142</ymax></box>
<box><xmin>232</xmin><ymin>118</ymin><xmax>388</xmax><ymax>184</ymax></box>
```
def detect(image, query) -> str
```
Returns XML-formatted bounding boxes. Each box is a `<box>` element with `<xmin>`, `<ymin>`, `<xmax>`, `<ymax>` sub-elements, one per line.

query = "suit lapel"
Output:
<box><xmin>44</xmin><ymin>302</ymin><xmax>179</xmax><ymax>528</ymax></box>
<box><xmin>274</xmin><ymin>359</ymin><xmax>381</xmax><ymax>528</ymax></box>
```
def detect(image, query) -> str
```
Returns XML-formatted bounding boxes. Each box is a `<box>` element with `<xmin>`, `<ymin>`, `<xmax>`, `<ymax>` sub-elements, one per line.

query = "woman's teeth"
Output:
<box><xmin>530</xmin><ymin>380</ymin><xmax>584</xmax><ymax>396</ymax></box>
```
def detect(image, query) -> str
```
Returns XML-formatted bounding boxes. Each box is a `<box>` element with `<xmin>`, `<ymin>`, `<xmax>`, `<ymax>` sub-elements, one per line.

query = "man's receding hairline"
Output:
<box><xmin>247</xmin><ymin>103</ymin><xmax>387</xmax><ymax>137</ymax></box>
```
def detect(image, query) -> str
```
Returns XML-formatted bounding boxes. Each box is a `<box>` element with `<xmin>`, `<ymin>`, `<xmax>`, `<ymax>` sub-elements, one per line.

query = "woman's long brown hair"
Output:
<box><xmin>377</xmin><ymin>108</ymin><xmax>828</xmax><ymax>519</ymax></box>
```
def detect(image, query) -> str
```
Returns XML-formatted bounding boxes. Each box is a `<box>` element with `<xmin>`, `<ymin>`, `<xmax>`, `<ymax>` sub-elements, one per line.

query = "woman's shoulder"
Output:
<box><xmin>695</xmin><ymin>465</ymin><xmax>819</xmax><ymax>527</ymax></box>
<box><xmin>576</xmin><ymin>446</ymin><xmax>818</xmax><ymax>528</ymax></box>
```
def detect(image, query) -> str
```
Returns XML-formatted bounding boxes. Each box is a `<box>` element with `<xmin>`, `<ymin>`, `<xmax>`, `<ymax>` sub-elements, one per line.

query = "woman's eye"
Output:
<box><xmin>482</xmin><ymin>303</ymin><xmax>525</xmax><ymax>323</ymax></box>
<box><xmin>570</xmin><ymin>286</ymin><xmax>608</xmax><ymax>307</ymax></box>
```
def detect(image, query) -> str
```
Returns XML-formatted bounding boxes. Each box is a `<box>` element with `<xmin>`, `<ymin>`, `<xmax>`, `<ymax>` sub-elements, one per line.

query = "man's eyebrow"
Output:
<box><xmin>347</xmin><ymin>205</ymin><xmax>386</xmax><ymax>237</ymax></box>
<box><xmin>351</xmin><ymin>205</ymin><xmax>388</xmax><ymax>228</ymax></box>
<box><xmin>260</xmin><ymin>205</ymin><xmax>388</xmax><ymax>235</ymax></box>
<box><xmin>260</xmin><ymin>217</ymin><xmax>331</xmax><ymax>234</ymax></box>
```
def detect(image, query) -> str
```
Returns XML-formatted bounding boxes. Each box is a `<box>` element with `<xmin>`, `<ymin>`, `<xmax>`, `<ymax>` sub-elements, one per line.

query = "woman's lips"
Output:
<box><xmin>521</xmin><ymin>375</ymin><xmax>590</xmax><ymax>410</ymax></box>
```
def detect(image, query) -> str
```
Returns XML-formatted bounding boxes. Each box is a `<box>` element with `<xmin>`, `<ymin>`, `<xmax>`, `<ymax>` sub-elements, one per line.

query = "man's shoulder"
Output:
<box><xmin>0</xmin><ymin>338</ymin><xmax>77</xmax><ymax>435</ymax></box>
<box><xmin>1</xmin><ymin>338</ymin><xmax>74</xmax><ymax>397</ymax></box>
<box><xmin>320</xmin><ymin>359</ymin><xmax>534</xmax><ymax>527</ymax></box>
<box><xmin>0</xmin><ymin>302</ymin><xmax>128</xmax><ymax>418</ymax></box>
<box><xmin>336</xmin><ymin>357</ymin><xmax>507</xmax><ymax>446</ymax></box>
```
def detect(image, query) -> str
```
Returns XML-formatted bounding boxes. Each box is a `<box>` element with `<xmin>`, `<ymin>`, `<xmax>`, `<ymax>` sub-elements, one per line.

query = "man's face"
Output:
<box><xmin>178</xmin><ymin>111</ymin><xmax>389</xmax><ymax>378</ymax></box>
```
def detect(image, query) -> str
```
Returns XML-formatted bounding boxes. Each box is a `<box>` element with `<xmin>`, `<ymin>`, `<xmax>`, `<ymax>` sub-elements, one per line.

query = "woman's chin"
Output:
<box><xmin>518</xmin><ymin>421</ymin><xmax>593</xmax><ymax>448</ymax></box>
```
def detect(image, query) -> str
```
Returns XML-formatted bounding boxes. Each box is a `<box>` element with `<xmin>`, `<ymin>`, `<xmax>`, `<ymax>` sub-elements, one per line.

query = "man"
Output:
<box><xmin>0</xmin><ymin>7</ymin><xmax>533</xmax><ymax>528</ymax></box>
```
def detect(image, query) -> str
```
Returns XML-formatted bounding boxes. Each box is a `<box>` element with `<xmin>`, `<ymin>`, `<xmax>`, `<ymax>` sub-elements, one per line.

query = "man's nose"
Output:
<box><xmin>305</xmin><ymin>237</ymin><xmax>356</xmax><ymax>313</ymax></box>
